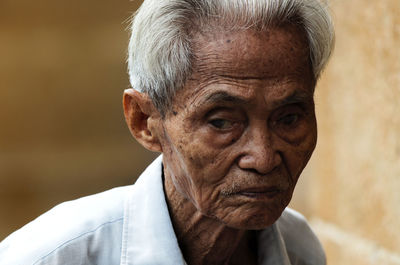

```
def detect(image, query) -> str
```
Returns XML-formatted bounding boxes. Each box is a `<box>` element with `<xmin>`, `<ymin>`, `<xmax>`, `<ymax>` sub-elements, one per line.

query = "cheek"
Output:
<box><xmin>174</xmin><ymin>130</ymin><xmax>233</xmax><ymax>182</ymax></box>
<box><xmin>284</xmin><ymin>126</ymin><xmax>317</xmax><ymax>180</ymax></box>
<box><xmin>199</xmin><ymin>125</ymin><xmax>244</xmax><ymax>147</ymax></box>
<box><xmin>163</xmin><ymin>134</ymin><xmax>226</xmax><ymax>210</ymax></box>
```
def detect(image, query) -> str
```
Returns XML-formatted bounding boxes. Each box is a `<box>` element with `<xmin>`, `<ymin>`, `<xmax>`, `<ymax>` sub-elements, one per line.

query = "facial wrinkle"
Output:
<box><xmin>192</xmin><ymin>51</ymin><xmax>263</xmax><ymax>80</ymax></box>
<box><xmin>160</xmin><ymin>27</ymin><xmax>317</xmax><ymax>248</ymax></box>
<box><xmin>267</xmin><ymin>89</ymin><xmax>314</xmax><ymax>110</ymax></box>
<box><xmin>182</xmin><ymin>82</ymin><xmax>250</xmax><ymax>113</ymax></box>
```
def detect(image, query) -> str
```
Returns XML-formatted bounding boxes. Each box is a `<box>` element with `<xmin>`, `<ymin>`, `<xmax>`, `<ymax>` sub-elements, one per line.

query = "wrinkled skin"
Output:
<box><xmin>125</xmin><ymin>24</ymin><xmax>318</xmax><ymax>264</ymax></box>
<box><xmin>155</xmin><ymin>25</ymin><xmax>317</xmax><ymax>230</ymax></box>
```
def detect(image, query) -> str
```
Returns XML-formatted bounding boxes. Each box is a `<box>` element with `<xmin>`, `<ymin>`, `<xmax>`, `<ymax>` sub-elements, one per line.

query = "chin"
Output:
<box><xmin>227</xmin><ymin>196</ymin><xmax>292</xmax><ymax>230</ymax></box>
<box><xmin>224</xmin><ymin>208</ymin><xmax>286</xmax><ymax>230</ymax></box>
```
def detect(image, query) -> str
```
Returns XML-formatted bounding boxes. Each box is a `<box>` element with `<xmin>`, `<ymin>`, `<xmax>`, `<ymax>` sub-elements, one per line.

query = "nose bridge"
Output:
<box><xmin>251</xmin><ymin>121</ymin><xmax>274</xmax><ymax>157</ymax></box>
<box><xmin>238</xmin><ymin>120</ymin><xmax>280</xmax><ymax>174</ymax></box>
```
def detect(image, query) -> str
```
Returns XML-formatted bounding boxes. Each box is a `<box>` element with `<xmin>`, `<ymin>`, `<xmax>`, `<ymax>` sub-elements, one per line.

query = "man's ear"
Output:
<box><xmin>123</xmin><ymin>88</ymin><xmax>162</xmax><ymax>152</ymax></box>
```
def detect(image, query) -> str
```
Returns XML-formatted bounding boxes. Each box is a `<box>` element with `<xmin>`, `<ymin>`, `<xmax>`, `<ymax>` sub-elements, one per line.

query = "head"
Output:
<box><xmin>124</xmin><ymin>0</ymin><xmax>334</xmax><ymax>229</ymax></box>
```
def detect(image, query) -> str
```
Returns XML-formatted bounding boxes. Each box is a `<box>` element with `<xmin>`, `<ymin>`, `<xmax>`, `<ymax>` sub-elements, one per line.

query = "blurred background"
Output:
<box><xmin>0</xmin><ymin>0</ymin><xmax>157</xmax><ymax>240</ymax></box>
<box><xmin>0</xmin><ymin>0</ymin><xmax>399</xmax><ymax>264</ymax></box>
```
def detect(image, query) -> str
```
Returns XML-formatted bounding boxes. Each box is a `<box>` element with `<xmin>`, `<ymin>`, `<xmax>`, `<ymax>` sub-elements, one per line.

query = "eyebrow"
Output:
<box><xmin>272</xmin><ymin>90</ymin><xmax>314</xmax><ymax>108</ymax></box>
<box><xmin>199</xmin><ymin>90</ymin><xmax>313</xmax><ymax>109</ymax></box>
<box><xmin>201</xmin><ymin>91</ymin><xmax>249</xmax><ymax>106</ymax></box>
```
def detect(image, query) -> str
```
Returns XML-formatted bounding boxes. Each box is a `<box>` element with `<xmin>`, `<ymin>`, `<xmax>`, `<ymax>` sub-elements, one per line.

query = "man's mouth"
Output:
<box><xmin>239</xmin><ymin>191</ymin><xmax>281</xmax><ymax>198</ymax></box>
<box><xmin>238</xmin><ymin>187</ymin><xmax>283</xmax><ymax>198</ymax></box>
<box><xmin>221</xmin><ymin>186</ymin><xmax>285</xmax><ymax>199</ymax></box>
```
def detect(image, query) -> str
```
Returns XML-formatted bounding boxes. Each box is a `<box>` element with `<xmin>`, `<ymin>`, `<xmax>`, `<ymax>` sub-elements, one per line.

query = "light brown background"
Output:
<box><xmin>290</xmin><ymin>0</ymin><xmax>400</xmax><ymax>263</ymax></box>
<box><xmin>0</xmin><ymin>0</ymin><xmax>157</xmax><ymax>239</ymax></box>
<box><xmin>1</xmin><ymin>0</ymin><xmax>399</xmax><ymax>264</ymax></box>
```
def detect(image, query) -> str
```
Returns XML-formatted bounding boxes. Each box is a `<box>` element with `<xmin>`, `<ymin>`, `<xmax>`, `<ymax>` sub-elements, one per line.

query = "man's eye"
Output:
<box><xmin>209</xmin><ymin>119</ymin><xmax>234</xmax><ymax>130</ymax></box>
<box><xmin>278</xmin><ymin>114</ymin><xmax>299</xmax><ymax>126</ymax></box>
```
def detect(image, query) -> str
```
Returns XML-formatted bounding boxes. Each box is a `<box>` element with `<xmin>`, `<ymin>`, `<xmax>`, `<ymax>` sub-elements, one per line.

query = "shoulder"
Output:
<box><xmin>276</xmin><ymin>208</ymin><xmax>326</xmax><ymax>265</ymax></box>
<box><xmin>0</xmin><ymin>186</ymin><xmax>131</xmax><ymax>265</ymax></box>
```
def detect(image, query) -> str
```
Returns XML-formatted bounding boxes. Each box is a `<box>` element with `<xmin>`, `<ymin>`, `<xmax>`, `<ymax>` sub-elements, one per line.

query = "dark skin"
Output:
<box><xmin>123</xmin><ymin>25</ymin><xmax>317</xmax><ymax>265</ymax></box>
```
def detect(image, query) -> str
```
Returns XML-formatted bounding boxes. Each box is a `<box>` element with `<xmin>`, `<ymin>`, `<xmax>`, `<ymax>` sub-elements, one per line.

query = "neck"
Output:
<box><xmin>163</xmin><ymin>171</ymin><xmax>257</xmax><ymax>265</ymax></box>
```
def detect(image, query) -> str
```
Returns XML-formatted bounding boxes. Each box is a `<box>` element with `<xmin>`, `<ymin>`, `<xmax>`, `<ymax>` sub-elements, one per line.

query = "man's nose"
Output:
<box><xmin>237</xmin><ymin>126</ymin><xmax>282</xmax><ymax>175</ymax></box>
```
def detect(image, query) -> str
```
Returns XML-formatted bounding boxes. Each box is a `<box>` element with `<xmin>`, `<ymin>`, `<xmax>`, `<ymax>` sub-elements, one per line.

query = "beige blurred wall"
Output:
<box><xmin>0</xmin><ymin>0</ymin><xmax>157</xmax><ymax>240</ymax></box>
<box><xmin>1</xmin><ymin>0</ymin><xmax>400</xmax><ymax>264</ymax></box>
<box><xmin>290</xmin><ymin>0</ymin><xmax>400</xmax><ymax>264</ymax></box>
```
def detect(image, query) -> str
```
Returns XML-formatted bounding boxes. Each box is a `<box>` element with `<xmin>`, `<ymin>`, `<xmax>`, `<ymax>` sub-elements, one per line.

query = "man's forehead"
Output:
<box><xmin>168</xmin><ymin>26</ymin><xmax>314</xmax><ymax>114</ymax></box>
<box><xmin>190</xmin><ymin>26</ymin><xmax>311</xmax><ymax>81</ymax></box>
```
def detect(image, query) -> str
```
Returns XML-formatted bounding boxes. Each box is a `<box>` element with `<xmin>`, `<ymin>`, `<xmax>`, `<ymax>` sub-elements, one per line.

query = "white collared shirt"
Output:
<box><xmin>0</xmin><ymin>156</ymin><xmax>325</xmax><ymax>265</ymax></box>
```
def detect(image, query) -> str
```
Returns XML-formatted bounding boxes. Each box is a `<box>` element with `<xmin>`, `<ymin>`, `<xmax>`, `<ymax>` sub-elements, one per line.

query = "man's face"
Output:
<box><xmin>157</xmin><ymin>25</ymin><xmax>317</xmax><ymax>229</ymax></box>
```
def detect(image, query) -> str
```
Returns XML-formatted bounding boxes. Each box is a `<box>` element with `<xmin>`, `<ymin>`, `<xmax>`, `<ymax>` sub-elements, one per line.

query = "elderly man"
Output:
<box><xmin>0</xmin><ymin>0</ymin><xmax>334</xmax><ymax>264</ymax></box>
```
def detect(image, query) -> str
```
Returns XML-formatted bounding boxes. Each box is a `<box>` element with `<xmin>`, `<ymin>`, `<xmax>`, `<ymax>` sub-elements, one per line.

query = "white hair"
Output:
<box><xmin>128</xmin><ymin>0</ymin><xmax>335</xmax><ymax>114</ymax></box>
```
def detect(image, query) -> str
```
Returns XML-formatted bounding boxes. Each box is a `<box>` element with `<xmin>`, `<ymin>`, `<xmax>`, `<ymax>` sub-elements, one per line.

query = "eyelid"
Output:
<box><xmin>206</xmin><ymin>108</ymin><xmax>246</xmax><ymax>133</ymax></box>
<box><xmin>205</xmin><ymin>106</ymin><xmax>235</xmax><ymax>115</ymax></box>
<box><xmin>276</xmin><ymin>103</ymin><xmax>305</xmax><ymax>115</ymax></box>
<box><xmin>209</xmin><ymin>119</ymin><xmax>235</xmax><ymax>130</ymax></box>
<box><xmin>205</xmin><ymin>106</ymin><xmax>245</xmax><ymax>120</ymax></box>
<box><xmin>270</xmin><ymin>104</ymin><xmax>304</xmax><ymax>123</ymax></box>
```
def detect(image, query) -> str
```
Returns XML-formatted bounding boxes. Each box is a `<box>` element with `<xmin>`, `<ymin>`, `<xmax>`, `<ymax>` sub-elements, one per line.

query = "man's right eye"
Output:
<box><xmin>278</xmin><ymin>113</ymin><xmax>300</xmax><ymax>126</ymax></box>
<box><xmin>209</xmin><ymin>119</ymin><xmax>234</xmax><ymax>130</ymax></box>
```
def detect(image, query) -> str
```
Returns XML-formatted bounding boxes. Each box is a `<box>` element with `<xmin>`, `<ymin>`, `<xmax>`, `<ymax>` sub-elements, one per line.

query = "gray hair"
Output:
<box><xmin>128</xmin><ymin>0</ymin><xmax>335</xmax><ymax>115</ymax></box>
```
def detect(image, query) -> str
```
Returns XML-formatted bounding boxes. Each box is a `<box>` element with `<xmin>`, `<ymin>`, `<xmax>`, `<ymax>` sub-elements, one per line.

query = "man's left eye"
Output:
<box><xmin>209</xmin><ymin>119</ymin><xmax>234</xmax><ymax>130</ymax></box>
<box><xmin>278</xmin><ymin>114</ymin><xmax>299</xmax><ymax>126</ymax></box>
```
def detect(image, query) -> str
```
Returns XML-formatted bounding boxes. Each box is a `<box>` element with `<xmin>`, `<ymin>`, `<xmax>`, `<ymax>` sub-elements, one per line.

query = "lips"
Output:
<box><xmin>236</xmin><ymin>187</ymin><xmax>284</xmax><ymax>198</ymax></box>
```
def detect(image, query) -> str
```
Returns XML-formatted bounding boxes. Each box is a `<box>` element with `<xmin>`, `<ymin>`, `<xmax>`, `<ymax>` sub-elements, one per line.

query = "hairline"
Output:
<box><xmin>128</xmin><ymin>0</ymin><xmax>335</xmax><ymax>116</ymax></box>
